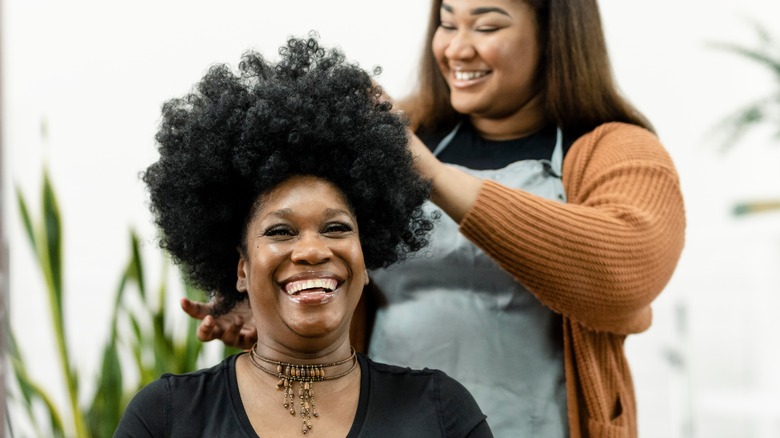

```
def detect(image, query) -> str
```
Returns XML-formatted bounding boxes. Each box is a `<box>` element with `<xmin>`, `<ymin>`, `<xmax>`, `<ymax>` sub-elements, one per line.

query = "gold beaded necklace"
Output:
<box><xmin>248</xmin><ymin>344</ymin><xmax>358</xmax><ymax>434</ymax></box>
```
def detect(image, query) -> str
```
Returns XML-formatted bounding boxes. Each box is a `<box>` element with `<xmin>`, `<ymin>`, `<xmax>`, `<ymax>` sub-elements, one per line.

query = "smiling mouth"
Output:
<box><xmin>453</xmin><ymin>70</ymin><xmax>489</xmax><ymax>81</ymax></box>
<box><xmin>284</xmin><ymin>278</ymin><xmax>338</xmax><ymax>296</ymax></box>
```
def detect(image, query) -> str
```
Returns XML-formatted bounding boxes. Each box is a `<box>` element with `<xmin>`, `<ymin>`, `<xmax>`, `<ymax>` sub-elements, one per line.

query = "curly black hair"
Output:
<box><xmin>143</xmin><ymin>35</ymin><xmax>433</xmax><ymax>313</ymax></box>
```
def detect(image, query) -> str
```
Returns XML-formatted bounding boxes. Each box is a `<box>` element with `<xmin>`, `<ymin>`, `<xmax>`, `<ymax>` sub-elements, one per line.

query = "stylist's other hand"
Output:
<box><xmin>407</xmin><ymin>129</ymin><xmax>445</xmax><ymax>182</ymax></box>
<box><xmin>180</xmin><ymin>297</ymin><xmax>257</xmax><ymax>350</ymax></box>
<box><xmin>406</xmin><ymin>128</ymin><xmax>482</xmax><ymax>224</ymax></box>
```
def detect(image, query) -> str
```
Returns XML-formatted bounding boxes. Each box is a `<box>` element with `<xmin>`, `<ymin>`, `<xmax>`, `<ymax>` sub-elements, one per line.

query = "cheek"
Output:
<box><xmin>431</xmin><ymin>32</ymin><xmax>448</xmax><ymax>64</ymax></box>
<box><xmin>247</xmin><ymin>245</ymin><xmax>285</xmax><ymax>287</ymax></box>
<box><xmin>494</xmin><ymin>41</ymin><xmax>536</xmax><ymax>82</ymax></box>
<box><xmin>343</xmin><ymin>242</ymin><xmax>367</xmax><ymax>278</ymax></box>
<box><xmin>481</xmin><ymin>39</ymin><xmax>514</xmax><ymax>68</ymax></box>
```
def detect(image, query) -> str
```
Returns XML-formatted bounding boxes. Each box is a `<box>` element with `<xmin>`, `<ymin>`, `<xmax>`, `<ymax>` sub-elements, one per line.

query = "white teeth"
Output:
<box><xmin>284</xmin><ymin>278</ymin><xmax>338</xmax><ymax>295</ymax></box>
<box><xmin>454</xmin><ymin>70</ymin><xmax>487</xmax><ymax>81</ymax></box>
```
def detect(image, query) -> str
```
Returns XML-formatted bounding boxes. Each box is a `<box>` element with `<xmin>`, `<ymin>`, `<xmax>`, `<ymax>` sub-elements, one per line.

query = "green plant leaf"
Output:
<box><xmin>128</xmin><ymin>231</ymin><xmax>147</xmax><ymax>299</ymax></box>
<box><xmin>708</xmin><ymin>20</ymin><xmax>780</xmax><ymax>151</ymax></box>
<box><xmin>10</xmin><ymin>168</ymin><xmax>236</xmax><ymax>437</ymax></box>
<box><xmin>6</xmin><ymin>333</ymin><xmax>67</xmax><ymax>437</ymax></box>
<box><xmin>42</xmin><ymin>171</ymin><xmax>63</xmax><ymax>301</ymax></box>
<box><xmin>15</xmin><ymin>187</ymin><xmax>38</xmax><ymax>254</ymax></box>
<box><xmin>86</xmin><ymin>340</ymin><xmax>124</xmax><ymax>438</ymax></box>
<box><xmin>709</xmin><ymin>42</ymin><xmax>780</xmax><ymax>76</ymax></box>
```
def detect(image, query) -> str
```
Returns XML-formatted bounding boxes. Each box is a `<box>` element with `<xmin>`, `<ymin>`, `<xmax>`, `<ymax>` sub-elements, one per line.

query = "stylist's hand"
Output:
<box><xmin>372</xmin><ymin>80</ymin><xmax>444</xmax><ymax>182</ymax></box>
<box><xmin>374</xmin><ymin>79</ymin><xmax>481</xmax><ymax>222</ymax></box>
<box><xmin>406</xmin><ymin>129</ymin><xmax>444</xmax><ymax>181</ymax></box>
<box><xmin>407</xmin><ymin>128</ymin><xmax>482</xmax><ymax>223</ymax></box>
<box><xmin>180</xmin><ymin>297</ymin><xmax>257</xmax><ymax>350</ymax></box>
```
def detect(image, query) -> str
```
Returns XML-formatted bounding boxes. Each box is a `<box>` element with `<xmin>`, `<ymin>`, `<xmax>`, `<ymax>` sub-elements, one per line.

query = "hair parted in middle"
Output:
<box><xmin>143</xmin><ymin>34</ymin><xmax>435</xmax><ymax>313</ymax></box>
<box><xmin>401</xmin><ymin>0</ymin><xmax>653</xmax><ymax>137</ymax></box>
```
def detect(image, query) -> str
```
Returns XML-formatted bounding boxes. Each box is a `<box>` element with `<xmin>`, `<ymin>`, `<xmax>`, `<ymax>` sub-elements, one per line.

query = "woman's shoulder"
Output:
<box><xmin>152</xmin><ymin>354</ymin><xmax>237</xmax><ymax>390</ymax></box>
<box><xmin>360</xmin><ymin>354</ymin><xmax>489</xmax><ymax>436</ymax></box>
<box><xmin>115</xmin><ymin>355</ymin><xmax>242</xmax><ymax>437</ymax></box>
<box><xmin>127</xmin><ymin>354</ymin><xmax>237</xmax><ymax>407</ymax></box>
<box><xmin>566</xmin><ymin>122</ymin><xmax>673</xmax><ymax>169</ymax></box>
<box><xmin>573</xmin><ymin>122</ymin><xmax>658</xmax><ymax>147</ymax></box>
<box><xmin>363</xmin><ymin>355</ymin><xmax>470</xmax><ymax>394</ymax></box>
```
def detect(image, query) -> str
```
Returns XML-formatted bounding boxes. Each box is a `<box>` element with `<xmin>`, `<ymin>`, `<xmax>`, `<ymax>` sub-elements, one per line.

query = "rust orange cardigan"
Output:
<box><xmin>352</xmin><ymin>122</ymin><xmax>685</xmax><ymax>438</ymax></box>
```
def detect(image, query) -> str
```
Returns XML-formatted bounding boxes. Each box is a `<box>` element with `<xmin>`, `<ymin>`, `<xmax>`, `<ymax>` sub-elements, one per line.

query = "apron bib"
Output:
<box><xmin>369</xmin><ymin>125</ymin><xmax>569</xmax><ymax>437</ymax></box>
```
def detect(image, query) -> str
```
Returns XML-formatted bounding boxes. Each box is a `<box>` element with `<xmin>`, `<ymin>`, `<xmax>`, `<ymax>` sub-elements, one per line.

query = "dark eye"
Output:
<box><xmin>263</xmin><ymin>225</ymin><xmax>294</xmax><ymax>237</ymax></box>
<box><xmin>438</xmin><ymin>21</ymin><xmax>456</xmax><ymax>31</ymax></box>
<box><xmin>323</xmin><ymin>222</ymin><xmax>353</xmax><ymax>235</ymax></box>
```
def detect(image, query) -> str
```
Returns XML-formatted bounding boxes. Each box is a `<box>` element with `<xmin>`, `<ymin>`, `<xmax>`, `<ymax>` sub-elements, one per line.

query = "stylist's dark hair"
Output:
<box><xmin>143</xmin><ymin>35</ymin><xmax>434</xmax><ymax>313</ymax></box>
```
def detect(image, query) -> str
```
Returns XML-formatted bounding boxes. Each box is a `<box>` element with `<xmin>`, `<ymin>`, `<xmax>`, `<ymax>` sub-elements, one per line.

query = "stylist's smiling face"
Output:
<box><xmin>433</xmin><ymin>0</ymin><xmax>541</xmax><ymax>120</ymax></box>
<box><xmin>237</xmin><ymin>175</ymin><xmax>367</xmax><ymax>352</ymax></box>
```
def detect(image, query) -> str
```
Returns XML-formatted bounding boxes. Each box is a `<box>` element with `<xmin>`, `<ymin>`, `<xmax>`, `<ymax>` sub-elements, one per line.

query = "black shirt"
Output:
<box><xmin>114</xmin><ymin>353</ymin><xmax>492</xmax><ymax>437</ymax></box>
<box><xmin>421</xmin><ymin>120</ymin><xmax>574</xmax><ymax>170</ymax></box>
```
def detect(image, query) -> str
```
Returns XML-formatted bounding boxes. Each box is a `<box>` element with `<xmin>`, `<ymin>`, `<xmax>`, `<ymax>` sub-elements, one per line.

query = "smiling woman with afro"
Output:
<box><xmin>143</xmin><ymin>36</ymin><xmax>434</xmax><ymax>314</ymax></box>
<box><xmin>119</xmin><ymin>36</ymin><xmax>493</xmax><ymax>438</ymax></box>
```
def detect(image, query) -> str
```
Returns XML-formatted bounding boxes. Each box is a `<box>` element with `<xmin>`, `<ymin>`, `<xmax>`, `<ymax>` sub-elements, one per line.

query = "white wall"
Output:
<box><xmin>3</xmin><ymin>1</ymin><xmax>780</xmax><ymax>437</ymax></box>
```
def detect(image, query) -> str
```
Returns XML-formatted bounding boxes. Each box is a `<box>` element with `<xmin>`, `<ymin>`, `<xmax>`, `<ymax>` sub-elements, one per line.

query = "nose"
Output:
<box><xmin>443</xmin><ymin>30</ymin><xmax>476</xmax><ymax>60</ymax></box>
<box><xmin>291</xmin><ymin>232</ymin><xmax>332</xmax><ymax>265</ymax></box>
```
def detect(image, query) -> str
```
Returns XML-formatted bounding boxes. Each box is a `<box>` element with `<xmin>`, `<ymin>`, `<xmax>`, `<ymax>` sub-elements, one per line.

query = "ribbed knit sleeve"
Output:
<box><xmin>459</xmin><ymin>122</ymin><xmax>685</xmax><ymax>334</ymax></box>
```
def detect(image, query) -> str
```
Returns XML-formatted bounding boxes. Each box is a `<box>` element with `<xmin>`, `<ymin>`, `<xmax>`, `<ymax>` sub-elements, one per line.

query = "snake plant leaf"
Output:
<box><xmin>42</xmin><ymin>171</ymin><xmax>63</xmax><ymax>303</ymax></box>
<box><xmin>7</xmin><ymin>333</ymin><xmax>66</xmax><ymax>438</ymax></box>
<box><xmin>128</xmin><ymin>231</ymin><xmax>147</xmax><ymax>299</ymax></box>
<box><xmin>86</xmin><ymin>340</ymin><xmax>124</xmax><ymax>438</ymax></box>
<box><xmin>152</xmin><ymin>306</ymin><xmax>174</xmax><ymax>376</ymax></box>
<box><xmin>10</xmin><ymin>169</ymin><xmax>236</xmax><ymax>436</ymax></box>
<box><xmin>15</xmin><ymin>187</ymin><xmax>38</xmax><ymax>254</ymax></box>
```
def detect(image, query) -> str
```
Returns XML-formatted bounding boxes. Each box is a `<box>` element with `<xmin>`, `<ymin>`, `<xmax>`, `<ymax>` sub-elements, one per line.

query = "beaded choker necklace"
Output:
<box><xmin>248</xmin><ymin>344</ymin><xmax>358</xmax><ymax>434</ymax></box>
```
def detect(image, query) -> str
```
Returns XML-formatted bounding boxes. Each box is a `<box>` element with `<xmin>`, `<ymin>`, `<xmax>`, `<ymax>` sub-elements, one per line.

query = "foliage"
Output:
<box><xmin>710</xmin><ymin>20</ymin><xmax>780</xmax><ymax>217</ymax></box>
<box><xmin>710</xmin><ymin>19</ymin><xmax>780</xmax><ymax>152</ymax></box>
<box><xmin>6</xmin><ymin>169</ymin><xmax>238</xmax><ymax>437</ymax></box>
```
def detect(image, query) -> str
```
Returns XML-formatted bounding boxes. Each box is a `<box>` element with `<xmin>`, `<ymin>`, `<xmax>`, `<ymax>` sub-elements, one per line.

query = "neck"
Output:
<box><xmin>249</xmin><ymin>344</ymin><xmax>358</xmax><ymax>384</ymax></box>
<box><xmin>239</xmin><ymin>341</ymin><xmax>361</xmax><ymax>436</ymax></box>
<box><xmin>469</xmin><ymin>93</ymin><xmax>546</xmax><ymax>141</ymax></box>
<box><xmin>253</xmin><ymin>336</ymin><xmax>354</xmax><ymax>365</ymax></box>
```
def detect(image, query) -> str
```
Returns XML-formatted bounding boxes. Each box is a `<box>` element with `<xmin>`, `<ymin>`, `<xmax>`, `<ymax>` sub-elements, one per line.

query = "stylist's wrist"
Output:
<box><xmin>408</xmin><ymin>130</ymin><xmax>444</xmax><ymax>181</ymax></box>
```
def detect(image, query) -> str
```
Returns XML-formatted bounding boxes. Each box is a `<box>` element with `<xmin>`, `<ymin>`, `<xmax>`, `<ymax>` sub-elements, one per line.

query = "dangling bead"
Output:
<box><xmin>248</xmin><ymin>344</ymin><xmax>357</xmax><ymax>435</ymax></box>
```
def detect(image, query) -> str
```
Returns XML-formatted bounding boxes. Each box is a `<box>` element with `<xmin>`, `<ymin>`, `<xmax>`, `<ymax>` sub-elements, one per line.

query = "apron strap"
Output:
<box><xmin>432</xmin><ymin>122</ymin><xmax>462</xmax><ymax>157</ymax></box>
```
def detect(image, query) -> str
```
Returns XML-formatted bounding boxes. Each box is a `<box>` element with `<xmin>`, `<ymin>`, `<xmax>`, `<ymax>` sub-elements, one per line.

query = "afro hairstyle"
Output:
<box><xmin>143</xmin><ymin>35</ymin><xmax>434</xmax><ymax>313</ymax></box>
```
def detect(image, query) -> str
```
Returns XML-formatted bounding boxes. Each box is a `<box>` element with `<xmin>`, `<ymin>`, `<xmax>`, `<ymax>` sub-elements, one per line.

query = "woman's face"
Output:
<box><xmin>237</xmin><ymin>175</ymin><xmax>367</xmax><ymax>353</ymax></box>
<box><xmin>432</xmin><ymin>0</ymin><xmax>541</xmax><ymax>121</ymax></box>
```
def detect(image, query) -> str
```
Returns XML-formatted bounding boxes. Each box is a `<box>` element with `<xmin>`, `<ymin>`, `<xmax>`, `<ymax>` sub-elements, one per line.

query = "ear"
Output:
<box><xmin>236</xmin><ymin>253</ymin><xmax>248</xmax><ymax>293</ymax></box>
<box><xmin>363</xmin><ymin>269</ymin><xmax>370</xmax><ymax>286</ymax></box>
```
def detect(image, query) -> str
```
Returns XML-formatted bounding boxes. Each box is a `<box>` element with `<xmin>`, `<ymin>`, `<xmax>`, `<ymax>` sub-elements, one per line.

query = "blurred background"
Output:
<box><xmin>3</xmin><ymin>0</ymin><xmax>780</xmax><ymax>437</ymax></box>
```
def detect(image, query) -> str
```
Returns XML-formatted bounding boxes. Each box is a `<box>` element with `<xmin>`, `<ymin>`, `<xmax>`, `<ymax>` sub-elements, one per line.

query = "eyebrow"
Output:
<box><xmin>324</xmin><ymin>208</ymin><xmax>354</xmax><ymax>219</ymax></box>
<box><xmin>263</xmin><ymin>208</ymin><xmax>354</xmax><ymax>220</ymax></box>
<box><xmin>441</xmin><ymin>3</ymin><xmax>511</xmax><ymax>17</ymax></box>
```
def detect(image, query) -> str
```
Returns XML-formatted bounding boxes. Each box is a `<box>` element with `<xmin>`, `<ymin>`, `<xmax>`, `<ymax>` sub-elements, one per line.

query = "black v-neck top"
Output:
<box><xmin>114</xmin><ymin>353</ymin><xmax>492</xmax><ymax>437</ymax></box>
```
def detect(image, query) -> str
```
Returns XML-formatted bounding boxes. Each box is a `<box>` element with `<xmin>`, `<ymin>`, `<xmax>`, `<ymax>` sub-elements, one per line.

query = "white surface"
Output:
<box><xmin>3</xmin><ymin>1</ymin><xmax>780</xmax><ymax>437</ymax></box>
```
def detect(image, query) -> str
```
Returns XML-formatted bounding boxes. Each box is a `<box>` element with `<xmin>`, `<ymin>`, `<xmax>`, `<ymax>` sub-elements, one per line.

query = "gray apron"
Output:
<box><xmin>369</xmin><ymin>124</ymin><xmax>569</xmax><ymax>437</ymax></box>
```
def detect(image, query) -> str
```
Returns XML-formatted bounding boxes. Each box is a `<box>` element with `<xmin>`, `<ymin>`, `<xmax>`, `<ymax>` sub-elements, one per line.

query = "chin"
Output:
<box><xmin>287</xmin><ymin>314</ymin><xmax>345</xmax><ymax>339</ymax></box>
<box><xmin>450</xmin><ymin>97</ymin><xmax>483</xmax><ymax>115</ymax></box>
